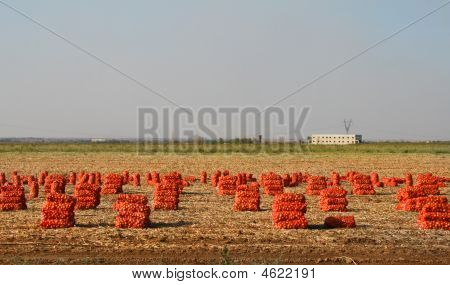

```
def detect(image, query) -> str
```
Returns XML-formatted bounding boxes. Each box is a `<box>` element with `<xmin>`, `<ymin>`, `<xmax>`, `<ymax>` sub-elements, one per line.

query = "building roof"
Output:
<box><xmin>311</xmin><ymin>134</ymin><xmax>361</xmax><ymax>136</ymax></box>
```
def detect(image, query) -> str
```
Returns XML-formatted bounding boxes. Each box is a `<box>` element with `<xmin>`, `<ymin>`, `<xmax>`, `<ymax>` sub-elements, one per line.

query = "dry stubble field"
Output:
<box><xmin>0</xmin><ymin>150</ymin><xmax>449</xmax><ymax>264</ymax></box>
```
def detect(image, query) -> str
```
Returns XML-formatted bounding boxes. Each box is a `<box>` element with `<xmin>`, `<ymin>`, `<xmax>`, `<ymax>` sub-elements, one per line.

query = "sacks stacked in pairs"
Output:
<box><xmin>396</xmin><ymin>186</ymin><xmax>446</xmax><ymax>211</ymax></box>
<box><xmin>77</xmin><ymin>171</ymin><xmax>85</xmax><ymax>182</ymax></box>
<box><xmin>38</xmin><ymin>171</ymin><xmax>48</xmax><ymax>186</ymax></box>
<box><xmin>78</xmin><ymin>173</ymin><xmax>88</xmax><ymax>184</ymax></box>
<box><xmin>122</xmin><ymin>170</ymin><xmax>130</xmax><ymax>185</ymax></box>
<box><xmin>218</xmin><ymin>175</ymin><xmax>238</xmax><ymax>195</ymax></box>
<box><xmin>200</xmin><ymin>171</ymin><xmax>207</xmax><ymax>184</ymax></box>
<box><xmin>370</xmin><ymin>172</ymin><xmax>383</xmax><ymax>187</ymax></box>
<box><xmin>129</xmin><ymin>173</ymin><xmax>141</xmax><ymax>187</ymax></box>
<box><xmin>416</xmin><ymin>173</ymin><xmax>443</xmax><ymax>194</ymax></box>
<box><xmin>344</xmin><ymin>171</ymin><xmax>358</xmax><ymax>183</ymax></box>
<box><xmin>289</xmin><ymin>172</ymin><xmax>302</xmax><ymax>187</ymax></box>
<box><xmin>305</xmin><ymin>176</ymin><xmax>327</xmax><ymax>195</ymax></box>
<box><xmin>40</xmin><ymin>193</ymin><xmax>76</xmax><ymax>228</ymax></box>
<box><xmin>28</xmin><ymin>176</ymin><xmax>39</xmax><ymax>199</ymax></box>
<box><xmin>151</xmin><ymin>171</ymin><xmax>160</xmax><ymax>184</ymax></box>
<box><xmin>246</xmin><ymin>173</ymin><xmax>256</xmax><ymax>182</ymax></box>
<box><xmin>68</xmin><ymin>172</ymin><xmax>77</xmax><ymax>185</ymax></box>
<box><xmin>301</xmin><ymin>173</ymin><xmax>310</xmax><ymax>183</ymax></box>
<box><xmin>44</xmin><ymin>174</ymin><xmax>66</xmax><ymax>194</ymax></box>
<box><xmin>320</xmin><ymin>188</ymin><xmax>348</xmax><ymax>212</ymax></box>
<box><xmin>262</xmin><ymin>172</ymin><xmax>284</xmax><ymax>196</ymax></box>
<box><xmin>211</xmin><ymin>171</ymin><xmax>221</xmax><ymax>187</ymax></box>
<box><xmin>330</xmin><ymin>172</ymin><xmax>340</xmax><ymax>187</ymax></box>
<box><xmin>324</xmin><ymin>216</ymin><xmax>356</xmax><ymax>228</ymax></box>
<box><xmin>381</xmin><ymin>177</ymin><xmax>406</xmax><ymax>187</ymax></box>
<box><xmin>11</xmin><ymin>173</ymin><xmax>21</xmax><ymax>186</ymax></box>
<box><xmin>283</xmin><ymin>173</ymin><xmax>303</xmax><ymax>187</ymax></box>
<box><xmin>144</xmin><ymin>172</ymin><xmax>160</xmax><ymax>186</ymax></box>
<box><xmin>381</xmin><ymin>177</ymin><xmax>397</xmax><ymax>187</ymax></box>
<box><xmin>351</xmin><ymin>174</ymin><xmax>376</xmax><ymax>195</ymax></box>
<box><xmin>153</xmin><ymin>181</ymin><xmax>180</xmax><ymax>210</ymax></box>
<box><xmin>282</xmin><ymin>174</ymin><xmax>291</xmax><ymax>187</ymax></box>
<box><xmin>272</xmin><ymin>193</ymin><xmax>307</xmax><ymax>229</ymax></box>
<box><xmin>78</xmin><ymin>173</ymin><xmax>96</xmax><ymax>185</ymax></box>
<box><xmin>236</xmin><ymin>173</ymin><xmax>247</xmax><ymax>186</ymax></box>
<box><xmin>113</xmin><ymin>194</ymin><xmax>150</xmax><ymax>228</ymax></box>
<box><xmin>162</xmin><ymin>172</ymin><xmax>184</xmax><ymax>193</ymax></box>
<box><xmin>88</xmin><ymin>172</ymin><xmax>101</xmax><ymax>186</ymax></box>
<box><xmin>74</xmin><ymin>182</ymin><xmax>101</xmax><ymax>210</ymax></box>
<box><xmin>0</xmin><ymin>184</ymin><xmax>27</xmax><ymax>211</ymax></box>
<box><xmin>101</xmin><ymin>173</ymin><xmax>124</xmax><ymax>195</ymax></box>
<box><xmin>405</xmin><ymin>173</ymin><xmax>413</xmax><ymax>186</ymax></box>
<box><xmin>145</xmin><ymin>173</ymin><xmax>152</xmax><ymax>186</ymax></box>
<box><xmin>233</xmin><ymin>182</ymin><xmax>260</xmax><ymax>211</ymax></box>
<box><xmin>417</xmin><ymin>202</ymin><xmax>449</xmax><ymax>230</ymax></box>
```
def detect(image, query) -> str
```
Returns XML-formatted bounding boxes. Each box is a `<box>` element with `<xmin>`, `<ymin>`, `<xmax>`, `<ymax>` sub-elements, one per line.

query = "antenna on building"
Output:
<box><xmin>344</xmin><ymin>119</ymin><xmax>352</xmax><ymax>134</ymax></box>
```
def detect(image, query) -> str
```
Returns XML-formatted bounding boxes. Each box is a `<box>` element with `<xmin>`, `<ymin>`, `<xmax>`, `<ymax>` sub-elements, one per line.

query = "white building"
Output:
<box><xmin>91</xmin><ymin>138</ymin><xmax>107</xmax><ymax>143</ymax></box>
<box><xmin>309</xmin><ymin>134</ymin><xmax>362</xmax><ymax>145</ymax></box>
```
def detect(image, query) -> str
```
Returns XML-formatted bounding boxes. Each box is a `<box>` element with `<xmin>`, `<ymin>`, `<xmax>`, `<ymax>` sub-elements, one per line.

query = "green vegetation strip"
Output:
<box><xmin>0</xmin><ymin>142</ymin><xmax>449</xmax><ymax>154</ymax></box>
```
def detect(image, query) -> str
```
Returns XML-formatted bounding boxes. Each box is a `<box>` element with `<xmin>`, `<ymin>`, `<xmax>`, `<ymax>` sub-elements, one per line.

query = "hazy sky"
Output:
<box><xmin>1</xmin><ymin>0</ymin><xmax>449</xmax><ymax>140</ymax></box>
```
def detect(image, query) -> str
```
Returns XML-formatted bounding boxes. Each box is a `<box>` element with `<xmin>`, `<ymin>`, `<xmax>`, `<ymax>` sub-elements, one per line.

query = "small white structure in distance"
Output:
<box><xmin>309</xmin><ymin>134</ymin><xmax>362</xmax><ymax>145</ymax></box>
<box><xmin>91</xmin><ymin>138</ymin><xmax>107</xmax><ymax>143</ymax></box>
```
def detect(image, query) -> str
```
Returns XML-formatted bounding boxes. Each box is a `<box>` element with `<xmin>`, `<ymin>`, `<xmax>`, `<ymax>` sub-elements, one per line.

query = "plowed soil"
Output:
<box><xmin>0</xmin><ymin>152</ymin><xmax>449</xmax><ymax>264</ymax></box>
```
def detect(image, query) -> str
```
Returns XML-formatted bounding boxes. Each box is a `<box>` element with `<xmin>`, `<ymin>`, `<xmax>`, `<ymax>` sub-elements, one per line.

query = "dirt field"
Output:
<box><xmin>0</xmin><ymin>151</ymin><xmax>449</xmax><ymax>264</ymax></box>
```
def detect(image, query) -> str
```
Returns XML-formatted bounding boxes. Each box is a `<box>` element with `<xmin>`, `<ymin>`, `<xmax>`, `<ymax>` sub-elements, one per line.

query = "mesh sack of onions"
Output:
<box><xmin>74</xmin><ymin>182</ymin><xmax>101</xmax><ymax>210</ymax></box>
<box><xmin>233</xmin><ymin>183</ymin><xmax>260</xmax><ymax>211</ymax></box>
<box><xmin>351</xmin><ymin>174</ymin><xmax>376</xmax><ymax>195</ymax></box>
<box><xmin>153</xmin><ymin>182</ymin><xmax>179</xmax><ymax>210</ymax></box>
<box><xmin>44</xmin><ymin>174</ymin><xmax>66</xmax><ymax>194</ymax></box>
<box><xmin>320</xmin><ymin>187</ymin><xmax>348</xmax><ymax>212</ymax></box>
<box><xmin>101</xmin><ymin>173</ymin><xmax>124</xmax><ymax>195</ymax></box>
<box><xmin>262</xmin><ymin>172</ymin><xmax>284</xmax><ymax>196</ymax></box>
<box><xmin>417</xmin><ymin>202</ymin><xmax>450</xmax><ymax>230</ymax></box>
<box><xmin>305</xmin><ymin>176</ymin><xmax>327</xmax><ymax>195</ymax></box>
<box><xmin>0</xmin><ymin>184</ymin><xmax>27</xmax><ymax>211</ymax></box>
<box><xmin>218</xmin><ymin>175</ymin><xmax>238</xmax><ymax>196</ymax></box>
<box><xmin>40</xmin><ymin>193</ymin><xmax>76</xmax><ymax>229</ymax></box>
<box><xmin>272</xmin><ymin>193</ymin><xmax>308</xmax><ymax>229</ymax></box>
<box><xmin>28</xmin><ymin>180</ymin><xmax>39</xmax><ymax>199</ymax></box>
<box><xmin>113</xmin><ymin>194</ymin><xmax>150</xmax><ymax>228</ymax></box>
<box><xmin>324</xmin><ymin>216</ymin><xmax>356</xmax><ymax>228</ymax></box>
<box><xmin>200</xmin><ymin>171</ymin><xmax>207</xmax><ymax>184</ymax></box>
<box><xmin>162</xmin><ymin>172</ymin><xmax>184</xmax><ymax>193</ymax></box>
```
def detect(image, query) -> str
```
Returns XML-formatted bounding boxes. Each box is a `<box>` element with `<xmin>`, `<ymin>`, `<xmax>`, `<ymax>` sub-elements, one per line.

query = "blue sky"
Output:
<box><xmin>1</xmin><ymin>0</ymin><xmax>449</xmax><ymax>140</ymax></box>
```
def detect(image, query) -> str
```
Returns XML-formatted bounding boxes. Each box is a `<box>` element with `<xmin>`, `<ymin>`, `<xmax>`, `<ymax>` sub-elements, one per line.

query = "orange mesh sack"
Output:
<box><xmin>200</xmin><ymin>171</ymin><xmax>207</xmax><ymax>184</ymax></box>
<box><xmin>417</xmin><ymin>202</ymin><xmax>449</xmax><ymax>230</ymax></box>
<box><xmin>218</xmin><ymin>175</ymin><xmax>238</xmax><ymax>196</ymax></box>
<box><xmin>101</xmin><ymin>173</ymin><xmax>124</xmax><ymax>195</ymax></box>
<box><xmin>153</xmin><ymin>182</ymin><xmax>179</xmax><ymax>210</ymax></box>
<box><xmin>0</xmin><ymin>184</ymin><xmax>27</xmax><ymax>211</ymax></box>
<box><xmin>74</xmin><ymin>182</ymin><xmax>101</xmax><ymax>210</ymax></box>
<box><xmin>272</xmin><ymin>193</ymin><xmax>308</xmax><ymax>229</ymax></box>
<box><xmin>320</xmin><ymin>187</ymin><xmax>348</xmax><ymax>212</ymax></box>
<box><xmin>162</xmin><ymin>172</ymin><xmax>184</xmax><ymax>193</ymax></box>
<box><xmin>352</xmin><ymin>174</ymin><xmax>376</xmax><ymax>195</ymax></box>
<box><xmin>40</xmin><ymin>193</ymin><xmax>76</xmax><ymax>228</ymax></box>
<box><xmin>324</xmin><ymin>216</ymin><xmax>356</xmax><ymax>228</ymax></box>
<box><xmin>263</xmin><ymin>172</ymin><xmax>284</xmax><ymax>196</ymax></box>
<box><xmin>306</xmin><ymin>176</ymin><xmax>327</xmax><ymax>195</ymax></box>
<box><xmin>233</xmin><ymin>184</ymin><xmax>260</xmax><ymax>211</ymax></box>
<box><xmin>114</xmin><ymin>194</ymin><xmax>150</xmax><ymax>228</ymax></box>
<box><xmin>28</xmin><ymin>181</ymin><xmax>39</xmax><ymax>200</ymax></box>
<box><xmin>44</xmin><ymin>174</ymin><xmax>66</xmax><ymax>194</ymax></box>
